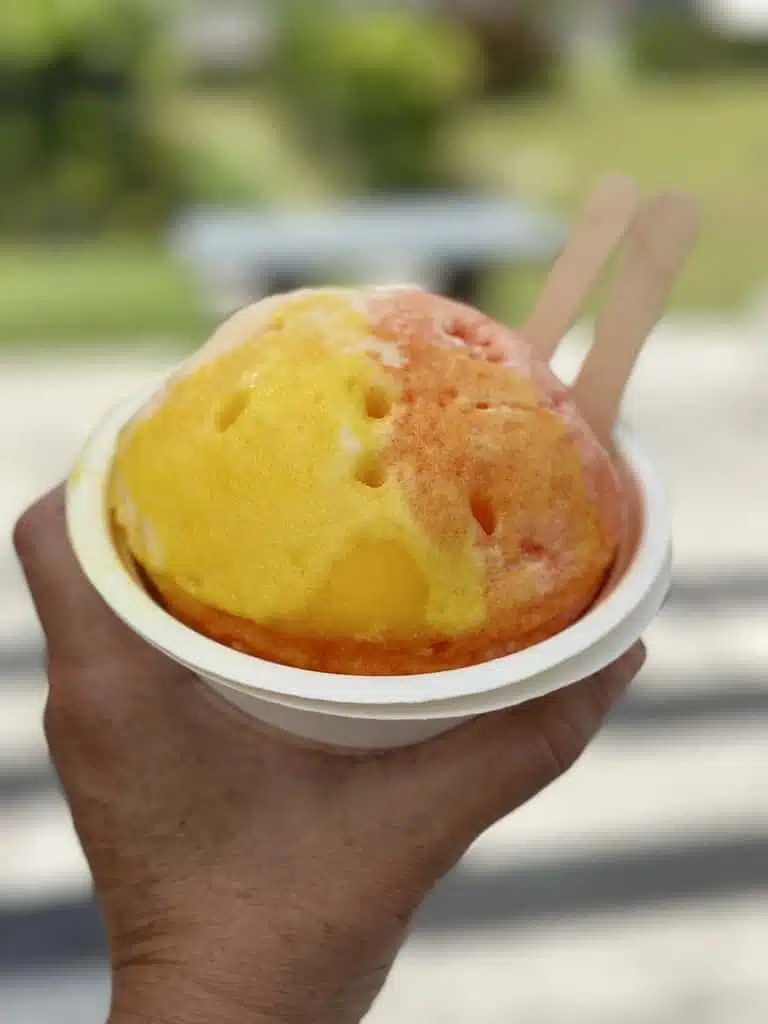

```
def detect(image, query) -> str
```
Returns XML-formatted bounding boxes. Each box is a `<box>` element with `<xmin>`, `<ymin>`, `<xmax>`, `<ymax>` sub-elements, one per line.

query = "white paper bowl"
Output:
<box><xmin>67</xmin><ymin>382</ymin><xmax>671</xmax><ymax>750</ymax></box>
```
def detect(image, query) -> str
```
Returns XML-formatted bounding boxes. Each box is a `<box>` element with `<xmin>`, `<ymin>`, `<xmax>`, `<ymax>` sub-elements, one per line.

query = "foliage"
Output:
<box><xmin>447</xmin><ymin>1</ymin><xmax>566</xmax><ymax>97</ymax></box>
<box><xmin>273</xmin><ymin>4</ymin><xmax>485</xmax><ymax>194</ymax></box>
<box><xmin>0</xmin><ymin>0</ymin><xmax>186</xmax><ymax>235</ymax></box>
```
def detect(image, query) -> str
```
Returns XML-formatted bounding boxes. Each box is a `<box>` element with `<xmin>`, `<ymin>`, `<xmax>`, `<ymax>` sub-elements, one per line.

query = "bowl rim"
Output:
<box><xmin>67</xmin><ymin>379</ymin><xmax>671</xmax><ymax>707</ymax></box>
<box><xmin>194</xmin><ymin>546</ymin><xmax>671</xmax><ymax>721</ymax></box>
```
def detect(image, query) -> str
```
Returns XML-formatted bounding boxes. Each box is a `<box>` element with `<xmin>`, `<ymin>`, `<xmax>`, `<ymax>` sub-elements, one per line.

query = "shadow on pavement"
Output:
<box><xmin>417</xmin><ymin>831</ymin><xmax>768</xmax><ymax>933</ymax></box>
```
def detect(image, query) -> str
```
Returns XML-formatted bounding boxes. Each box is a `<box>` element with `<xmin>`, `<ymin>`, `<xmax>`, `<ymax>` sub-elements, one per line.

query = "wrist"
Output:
<box><xmin>109</xmin><ymin>967</ymin><xmax>288</xmax><ymax>1024</ymax></box>
<box><xmin>109</xmin><ymin>1002</ymin><xmax>282</xmax><ymax>1024</ymax></box>
<box><xmin>109</xmin><ymin>957</ymin><xmax>361</xmax><ymax>1024</ymax></box>
<box><xmin>107</xmin><ymin>905</ymin><xmax>385</xmax><ymax>1024</ymax></box>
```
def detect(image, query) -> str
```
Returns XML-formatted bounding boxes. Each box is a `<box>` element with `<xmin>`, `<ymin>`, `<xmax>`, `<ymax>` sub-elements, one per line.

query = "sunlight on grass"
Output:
<box><xmin>0</xmin><ymin>243</ymin><xmax>207</xmax><ymax>349</ymax></box>
<box><xmin>455</xmin><ymin>76</ymin><xmax>768</xmax><ymax>318</ymax></box>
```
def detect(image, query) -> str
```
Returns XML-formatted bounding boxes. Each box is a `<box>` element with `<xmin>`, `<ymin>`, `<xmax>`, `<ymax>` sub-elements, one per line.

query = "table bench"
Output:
<box><xmin>171</xmin><ymin>194</ymin><xmax>568</xmax><ymax>316</ymax></box>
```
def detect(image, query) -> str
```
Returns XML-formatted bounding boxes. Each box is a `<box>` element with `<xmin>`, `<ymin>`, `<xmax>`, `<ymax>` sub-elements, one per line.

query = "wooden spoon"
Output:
<box><xmin>522</xmin><ymin>174</ymin><xmax>640</xmax><ymax>361</ymax></box>
<box><xmin>571</xmin><ymin>191</ymin><xmax>700</xmax><ymax>449</ymax></box>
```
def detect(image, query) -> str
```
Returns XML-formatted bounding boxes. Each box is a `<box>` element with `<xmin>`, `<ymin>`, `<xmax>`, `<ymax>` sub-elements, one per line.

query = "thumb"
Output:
<box><xmin>13</xmin><ymin>486</ymin><xmax>190</xmax><ymax>735</ymax></box>
<box><xmin>403</xmin><ymin>643</ymin><xmax>646</xmax><ymax>848</ymax></box>
<box><xmin>13</xmin><ymin>485</ymin><xmax>162</xmax><ymax>669</ymax></box>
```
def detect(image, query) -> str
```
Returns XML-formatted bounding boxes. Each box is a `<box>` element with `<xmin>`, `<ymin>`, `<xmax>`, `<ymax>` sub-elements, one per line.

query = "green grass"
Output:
<box><xmin>453</xmin><ymin>74</ymin><xmax>768</xmax><ymax>321</ymax></box>
<box><xmin>0</xmin><ymin>241</ymin><xmax>208</xmax><ymax>350</ymax></box>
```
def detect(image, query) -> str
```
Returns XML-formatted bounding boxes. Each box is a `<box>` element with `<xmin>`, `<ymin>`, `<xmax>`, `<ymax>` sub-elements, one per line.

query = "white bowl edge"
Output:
<box><xmin>198</xmin><ymin>541</ymin><xmax>671</xmax><ymax>723</ymax></box>
<box><xmin>67</xmin><ymin>378</ymin><xmax>673</xmax><ymax>709</ymax></box>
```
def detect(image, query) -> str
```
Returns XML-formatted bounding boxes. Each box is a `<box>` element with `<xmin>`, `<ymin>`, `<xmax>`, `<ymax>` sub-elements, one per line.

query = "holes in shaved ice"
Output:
<box><xmin>470</xmin><ymin>493</ymin><xmax>497</xmax><ymax>537</ymax></box>
<box><xmin>446</xmin><ymin>317</ymin><xmax>508</xmax><ymax>366</ymax></box>
<box><xmin>431</xmin><ymin>640</ymin><xmax>452</xmax><ymax>657</ymax></box>
<box><xmin>521</xmin><ymin>538</ymin><xmax>547</xmax><ymax>559</ymax></box>
<box><xmin>445</xmin><ymin>318</ymin><xmax>477</xmax><ymax>345</ymax></box>
<box><xmin>365</xmin><ymin>385</ymin><xmax>393</xmax><ymax>420</ymax></box>
<box><xmin>355</xmin><ymin>452</ymin><xmax>386</xmax><ymax>489</ymax></box>
<box><xmin>216</xmin><ymin>388</ymin><xmax>251</xmax><ymax>432</ymax></box>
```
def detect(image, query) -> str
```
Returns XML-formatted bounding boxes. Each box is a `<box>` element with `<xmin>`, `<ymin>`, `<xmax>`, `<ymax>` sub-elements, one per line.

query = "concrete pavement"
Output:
<box><xmin>1</xmin><ymin>319</ymin><xmax>766</xmax><ymax>1022</ymax></box>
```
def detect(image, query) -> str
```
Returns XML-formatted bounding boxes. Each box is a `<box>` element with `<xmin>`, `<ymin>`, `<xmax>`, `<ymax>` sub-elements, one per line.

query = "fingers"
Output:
<box><xmin>403</xmin><ymin>643</ymin><xmax>646</xmax><ymax>849</ymax></box>
<box><xmin>14</xmin><ymin>486</ymin><xmax>147</xmax><ymax>662</ymax></box>
<box><xmin>14</xmin><ymin>486</ymin><xmax>187</xmax><ymax>736</ymax></box>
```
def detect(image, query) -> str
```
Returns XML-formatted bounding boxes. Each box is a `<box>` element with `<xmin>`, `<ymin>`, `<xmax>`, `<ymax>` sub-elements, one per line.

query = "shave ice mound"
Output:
<box><xmin>108</xmin><ymin>287</ymin><xmax>629</xmax><ymax>676</ymax></box>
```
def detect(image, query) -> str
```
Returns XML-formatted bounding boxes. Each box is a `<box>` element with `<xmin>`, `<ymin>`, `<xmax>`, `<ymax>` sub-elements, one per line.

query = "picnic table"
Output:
<box><xmin>171</xmin><ymin>194</ymin><xmax>567</xmax><ymax>316</ymax></box>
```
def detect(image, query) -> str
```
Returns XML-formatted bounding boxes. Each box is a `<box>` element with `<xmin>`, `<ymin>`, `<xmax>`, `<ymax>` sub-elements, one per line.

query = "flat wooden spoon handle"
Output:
<box><xmin>571</xmin><ymin>192</ymin><xmax>700</xmax><ymax>449</ymax></box>
<box><xmin>522</xmin><ymin>174</ymin><xmax>640</xmax><ymax>361</ymax></box>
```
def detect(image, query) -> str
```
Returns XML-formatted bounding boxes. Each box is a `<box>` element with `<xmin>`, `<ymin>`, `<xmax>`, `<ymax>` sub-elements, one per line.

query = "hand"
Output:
<box><xmin>14</xmin><ymin>487</ymin><xmax>645</xmax><ymax>1024</ymax></box>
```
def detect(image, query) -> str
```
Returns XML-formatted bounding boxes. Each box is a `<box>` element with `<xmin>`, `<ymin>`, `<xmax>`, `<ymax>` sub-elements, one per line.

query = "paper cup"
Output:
<box><xmin>67</xmin><ymin>382</ymin><xmax>671</xmax><ymax>750</ymax></box>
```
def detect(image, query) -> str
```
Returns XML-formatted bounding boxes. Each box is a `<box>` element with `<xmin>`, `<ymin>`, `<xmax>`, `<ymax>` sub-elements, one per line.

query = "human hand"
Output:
<box><xmin>14</xmin><ymin>487</ymin><xmax>645</xmax><ymax>1024</ymax></box>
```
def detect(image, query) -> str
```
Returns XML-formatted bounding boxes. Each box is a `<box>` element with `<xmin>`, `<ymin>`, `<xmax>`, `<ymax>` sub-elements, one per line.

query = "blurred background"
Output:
<box><xmin>0</xmin><ymin>0</ymin><xmax>766</xmax><ymax>1020</ymax></box>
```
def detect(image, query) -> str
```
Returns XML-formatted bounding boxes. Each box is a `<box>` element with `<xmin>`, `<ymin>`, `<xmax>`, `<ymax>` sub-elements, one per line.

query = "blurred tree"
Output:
<box><xmin>0</xmin><ymin>0</ymin><xmax>186</xmax><ymax>235</ymax></box>
<box><xmin>272</xmin><ymin>0</ymin><xmax>485</xmax><ymax>194</ymax></box>
<box><xmin>439</xmin><ymin>0</ymin><xmax>567</xmax><ymax>97</ymax></box>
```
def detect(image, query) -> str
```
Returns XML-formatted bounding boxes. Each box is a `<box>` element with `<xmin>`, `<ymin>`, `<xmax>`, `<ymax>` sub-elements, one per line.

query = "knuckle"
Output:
<box><xmin>533</xmin><ymin>669</ymin><xmax>625</xmax><ymax>782</ymax></box>
<box><xmin>42</xmin><ymin>680</ymin><xmax>69</xmax><ymax>756</ymax></box>
<box><xmin>42</xmin><ymin>691</ymin><xmax>60</xmax><ymax>748</ymax></box>
<box><xmin>580</xmin><ymin>673</ymin><xmax>618</xmax><ymax>723</ymax></box>
<box><xmin>13</xmin><ymin>489</ymin><xmax>60</xmax><ymax>561</ymax></box>
<box><xmin>538</xmin><ymin>717</ymin><xmax>587</xmax><ymax>779</ymax></box>
<box><xmin>12</xmin><ymin>503</ymin><xmax>41</xmax><ymax>559</ymax></box>
<box><xmin>534</xmin><ymin>702</ymin><xmax>594</xmax><ymax>782</ymax></box>
<box><xmin>43</xmin><ymin>658</ymin><xmax>89</xmax><ymax>746</ymax></box>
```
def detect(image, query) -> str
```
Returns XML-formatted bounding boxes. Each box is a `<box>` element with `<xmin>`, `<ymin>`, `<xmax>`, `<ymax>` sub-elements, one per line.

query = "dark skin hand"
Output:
<box><xmin>14</xmin><ymin>486</ymin><xmax>646</xmax><ymax>1024</ymax></box>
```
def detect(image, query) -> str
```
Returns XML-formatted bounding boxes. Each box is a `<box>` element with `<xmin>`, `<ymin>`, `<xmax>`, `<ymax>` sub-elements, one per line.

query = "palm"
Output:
<box><xmin>17</xmin><ymin>487</ymin><xmax>644</xmax><ymax>1024</ymax></box>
